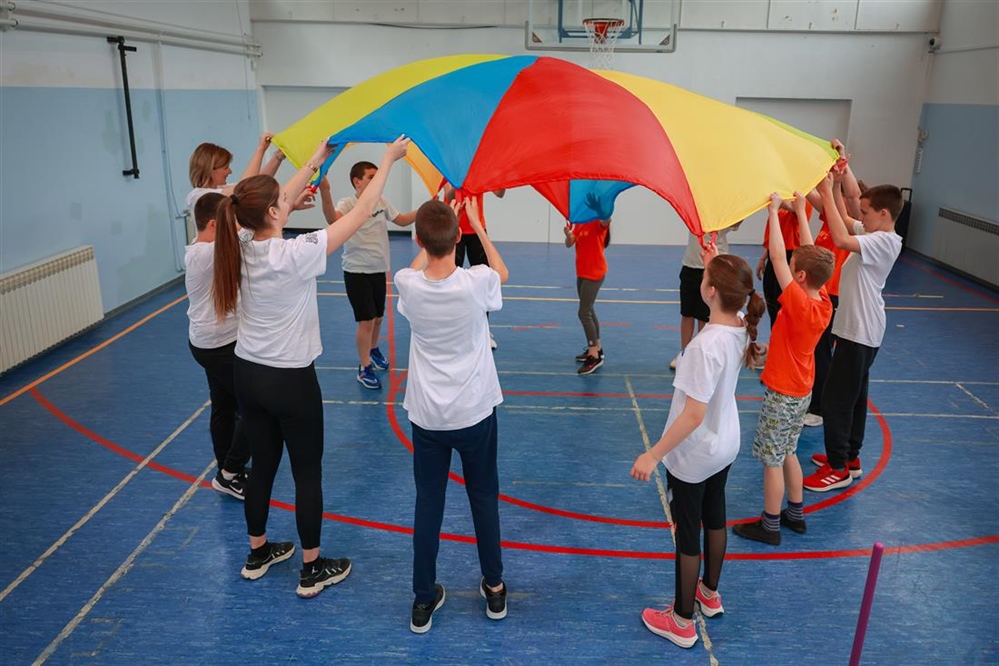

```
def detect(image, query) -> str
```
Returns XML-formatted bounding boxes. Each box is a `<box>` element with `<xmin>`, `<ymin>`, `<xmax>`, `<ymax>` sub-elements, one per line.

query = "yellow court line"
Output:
<box><xmin>0</xmin><ymin>295</ymin><xmax>189</xmax><ymax>408</ymax></box>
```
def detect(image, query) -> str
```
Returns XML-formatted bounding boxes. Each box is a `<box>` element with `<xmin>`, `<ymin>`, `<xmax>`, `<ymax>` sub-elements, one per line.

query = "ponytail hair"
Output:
<box><xmin>703</xmin><ymin>254</ymin><xmax>766</xmax><ymax>368</ymax></box>
<box><xmin>212</xmin><ymin>174</ymin><xmax>280</xmax><ymax>322</ymax></box>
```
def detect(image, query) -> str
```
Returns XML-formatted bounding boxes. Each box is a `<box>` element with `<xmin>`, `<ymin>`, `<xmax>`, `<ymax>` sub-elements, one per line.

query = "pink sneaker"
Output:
<box><xmin>641</xmin><ymin>605</ymin><xmax>698</xmax><ymax>648</ymax></box>
<box><xmin>695</xmin><ymin>581</ymin><xmax>724</xmax><ymax>617</ymax></box>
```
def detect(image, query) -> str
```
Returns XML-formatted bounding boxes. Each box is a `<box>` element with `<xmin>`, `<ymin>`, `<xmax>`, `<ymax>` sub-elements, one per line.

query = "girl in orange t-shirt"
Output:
<box><xmin>564</xmin><ymin>219</ymin><xmax>611</xmax><ymax>375</ymax></box>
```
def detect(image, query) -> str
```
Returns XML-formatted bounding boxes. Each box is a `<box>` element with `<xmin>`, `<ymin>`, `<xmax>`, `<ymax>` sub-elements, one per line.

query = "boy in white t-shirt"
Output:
<box><xmin>394</xmin><ymin>197</ymin><xmax>510</xmax><ymax>634</ymax></box>
<box><xmin>319</xmin><ymin>162</ymin><xmax>416</xmax><ymax>390</ymax></box>
<box><xmin>184</xmin><ymin>191</ymin><xmax>250</xmax><ymax>499</ymax></box>
<box><xmin>804</xmin><ymin>177</ymin><xmax>903</xmax><ymax>492</ymax></box>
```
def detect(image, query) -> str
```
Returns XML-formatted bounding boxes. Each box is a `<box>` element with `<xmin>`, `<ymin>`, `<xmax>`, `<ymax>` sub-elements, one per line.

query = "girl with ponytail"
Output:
<box><xmin>629</xmin><ymin>242</ymin><xmax>765</xmax><ymax>649</ymax></box>
<box><xmin>213</xmin><ymin>135</ymin><xmax>409</xmax><ymax>598</ymax></box>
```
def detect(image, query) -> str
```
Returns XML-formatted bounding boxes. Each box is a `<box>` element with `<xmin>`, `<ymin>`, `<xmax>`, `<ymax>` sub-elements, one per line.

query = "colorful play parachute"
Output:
<box><xmin>272</xmin><ymin>54</ymin><xmax>836</xmax><ymax>235</ymax></box>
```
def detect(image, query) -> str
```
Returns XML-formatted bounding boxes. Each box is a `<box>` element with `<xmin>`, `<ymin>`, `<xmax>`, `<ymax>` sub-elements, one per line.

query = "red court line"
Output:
<box><xmin>899</xmin><ymin>254</ymin><xmax>999</xmax><ymax>304</ymax></box>
<box><xmin>28</xmin><ymin>386</ymin><xmax>999</xmax><ymax>561</ymax></box>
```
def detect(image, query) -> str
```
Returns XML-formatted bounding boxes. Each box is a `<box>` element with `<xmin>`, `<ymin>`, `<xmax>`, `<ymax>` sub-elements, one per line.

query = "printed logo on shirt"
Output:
<box><xmin>372</xmin><ymin>208</ymin><xmax>386</xmax><ymax>218</ymax></box>
<box><xmin>303</xmin><ymin>232</ymin><xmax>319</xmax><ymax>244</ymax></box>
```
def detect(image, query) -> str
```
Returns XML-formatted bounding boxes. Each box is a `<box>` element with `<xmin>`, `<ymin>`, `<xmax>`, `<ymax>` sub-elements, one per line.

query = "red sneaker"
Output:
<box><xmin>811</xmin><ymin>454</ymin><xmax>863</xmax><ymax>478</ymax></box>
<box><xmin>695</xmin><ymin>581</ymin><xmax>724</xmax><ymax>617</ymax></box>
<box><xmin>641</xmin><ymin>605</ymin><xmax>698</xmax><ymax>648</ymax></box>
<box><xmin>804</xmin><ymin>463</ymin><xmax>853</xmax><ymax>492</ymax></box>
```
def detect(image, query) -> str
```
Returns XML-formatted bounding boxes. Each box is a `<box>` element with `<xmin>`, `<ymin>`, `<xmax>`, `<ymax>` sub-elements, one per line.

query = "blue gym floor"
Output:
<box><xmin>1</xmin><ymin>237</ymin><xmax>997</xmax><ymax>665</ymax></box>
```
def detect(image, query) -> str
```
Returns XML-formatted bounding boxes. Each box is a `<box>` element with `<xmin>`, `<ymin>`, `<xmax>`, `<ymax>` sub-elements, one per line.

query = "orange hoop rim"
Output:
<box><xmin>582</xmin><ymin>17</ymin><xmax>626</xmax><ymax>39</ymax></box>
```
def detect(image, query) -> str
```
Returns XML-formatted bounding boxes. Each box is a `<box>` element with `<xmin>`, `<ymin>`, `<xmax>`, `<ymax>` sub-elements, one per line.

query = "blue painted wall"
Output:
<box><xmin>0</xmin><ymin>87</ymin><xmax>260</xmax><ymax>312</ymax></box>
<box><xmin>908</xmin><ymin>103</ymin><xmax>999</xmax><ymax>254</ymax></box>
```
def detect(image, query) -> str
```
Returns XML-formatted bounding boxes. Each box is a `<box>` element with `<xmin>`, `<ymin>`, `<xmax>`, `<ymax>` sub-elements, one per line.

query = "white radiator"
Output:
<box><xmin>0</xmin><ymin>246</ymin><xmax>104</xmax><ymax>373</ymax></box>
<box><xmin>931</xmin><ymin>208</ymin><xmax>999</xmax><ymax>288</ymax></box>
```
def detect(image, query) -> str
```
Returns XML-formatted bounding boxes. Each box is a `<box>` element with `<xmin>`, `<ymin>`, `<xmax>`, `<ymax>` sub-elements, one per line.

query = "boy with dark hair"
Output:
<box><xmin>185</xmin><ymin>191</ymin><xmax>250</xmax><ymax>499</ymax></box>
<box><xmin>804</xmin><ymin>178</ymin><xmax>903</xmax><ymax>492</ymax></box>
<box><xmin>318</xmin><ymin>161</ymin><xmax>416</xmax><ymax>390</ymax></box>
<box><xmin>734</xmin><ymin>193</ymin><xmax>834</xmax><ymax>544</ymax></box>
<box><xmin>394</xmin><ymin>198</ymin><xmax>510</xmax><ymax>634</ymax></box>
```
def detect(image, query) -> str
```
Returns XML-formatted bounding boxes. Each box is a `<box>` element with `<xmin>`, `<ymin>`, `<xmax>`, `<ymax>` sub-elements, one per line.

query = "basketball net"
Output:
<box><xmin>583</xmin><ymin>18</ymin><xmax>624</xmax><ymax>70</ymax></box>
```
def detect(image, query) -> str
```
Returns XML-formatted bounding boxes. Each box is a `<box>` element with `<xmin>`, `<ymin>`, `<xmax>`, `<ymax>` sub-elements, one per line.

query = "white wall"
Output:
<box><xmin>252</xmin><ymin>15</ymin><xmax>936</xmax><ymax>245</ymax></box>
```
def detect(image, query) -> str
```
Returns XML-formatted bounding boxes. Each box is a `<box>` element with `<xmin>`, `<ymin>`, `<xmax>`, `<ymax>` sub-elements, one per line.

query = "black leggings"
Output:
<box><xmin>234</xmin><ymin>358</ymin><xmax>325</xmax><ymax>550</ymax></box>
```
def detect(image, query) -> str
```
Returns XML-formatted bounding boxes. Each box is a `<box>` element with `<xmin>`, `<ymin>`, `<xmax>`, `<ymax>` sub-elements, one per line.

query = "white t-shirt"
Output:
<box><xmin>831</xmin><ymin>222</ymin><xmax>902</xmax><ymax>348</ymax></box>
<box><xmin>335</xmin><ymin>196</ymin><xmax>400</xmax><ymax>274</ymax></box>
<box><xmin>185</xmin><ymin>187</ymin><xmax>223</xmax><ymax>210</ymax></box>
<box><xmin>395</xmin><ymin>265</ymin><xmax>503</xmax><ymax>431</ymax></box>
<box><xmin>682</xmin><ymin>229</ymin><xmax>731</xmax><ymax>269</ymax></box>
<box><xmin>235</xmin><ymin>230</ymin><xmax>329</xmax><ymax>368</ymax></box>
<box><xmin>662</xmin><ymin>322</ymin><xmax>748</xmax><ymax>483</ymax></box>
<box><xmin>185</xmin><ymin>242</ymin><xmax>237</xmax><ymax>349</ymax></box>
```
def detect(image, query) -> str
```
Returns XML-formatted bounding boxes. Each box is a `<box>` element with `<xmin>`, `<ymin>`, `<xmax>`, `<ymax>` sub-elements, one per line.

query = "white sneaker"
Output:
<box><xmin>803</xmin><ymin>413</ymin><xmax>823</xmax><ymax>427</ymax></box>
<box><xmin>489</xmin><ymin>333</ymin><xmax>498</xmax><ymax>350</ymax></box>
<box><xmin>669</xmin><ymin>353</ymin><xmax>680</xmax><ymax>370</ymax></box>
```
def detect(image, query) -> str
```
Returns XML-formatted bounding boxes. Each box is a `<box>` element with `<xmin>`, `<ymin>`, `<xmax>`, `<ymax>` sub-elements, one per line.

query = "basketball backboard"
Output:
<box><xmin>526</xmin><ymin>0</ymin><xmax>677</xmax><ymax>54</ymax></box>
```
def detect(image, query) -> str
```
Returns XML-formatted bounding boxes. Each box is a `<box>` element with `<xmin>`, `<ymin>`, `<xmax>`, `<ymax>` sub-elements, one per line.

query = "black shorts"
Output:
<box><xmin>343</xmin><ymin>271</ymin><xmax>387</xmax><ymax>322</ymax></box>
<box><xmin>679</xmin><ymin>266</ymin><xmax>709</xmax><ymax>322</ymax></box>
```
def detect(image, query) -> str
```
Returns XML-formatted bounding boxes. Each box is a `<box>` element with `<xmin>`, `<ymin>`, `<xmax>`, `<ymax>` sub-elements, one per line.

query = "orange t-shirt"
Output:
<box><xmin>457</xmin><ymin>193</ymin><xmax>486</xmax><ymax>235</ymax></box>
<box><xmin>762</xmin><ymin>204</ymin><xmax>812</xmax><ymax>252</ymax></box>
<box><xmin>572</xmin><ymin>222</ymin><xmax>609</xmax><ymax>281</ymax></box>
<box><xmin>760</xmin><ymin>281</ymin><xmax>834</xmax><ymax>397</ymax></box>
<box><xmin>814</xmin><ymin>211</ymin><xmax>851</xmax><ymax>296</ymax></box>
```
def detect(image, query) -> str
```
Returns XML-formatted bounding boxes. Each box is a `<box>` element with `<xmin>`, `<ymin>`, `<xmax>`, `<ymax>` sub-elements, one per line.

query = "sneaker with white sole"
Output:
<box><xmin>641</xmin><ymin>605</ymin><xmax>698</xmax><ymax>648</ymax></box>
<box><xmin>357</xmin><ymin>364</ymin><xmax>381</xmax><ymax>390</ymax></box>
<box><xmin>212</xmin><ymin>469</ymin><xmax>246</xmax><ymax>500</ymax></box>
<box><xmin>369</xmin><ymin>347</ymin><xmax>389</xmax><ymax>371</ymax></box>
<box><xmin>811</xmin><ymin>453</ymin><xmax>863</xmax><ymax>478</ymax></box>
<box><xmin>480</xmin><ymin>578</ymin><xmax>508</xmax><ymax>620</ymax></box>
<box><xmin>411</xmin><ymin>584</ymin><xmax>446</xmax><ymax>633</ymax></box>
<box><xmin>803</xmin><ymin>463</ymin><xmax>852</xmax><ymax>492</ymax></box>
<box><xmin>669</xmin><ymin>353</ymin><xmax>680</xmax><ymax>370</ymax></box>
<box><xmin>695</xmin><ymin>581</ymin><xmax>724</xmax><ymax>617</ymax></box>
<box><xmin>241</xmin><ymin>541</ymin><xmax>295</xmax><ymax>580</ymax></box>
<box><xmin>489</xmin><ymin>333</ymin><xmax>498</xmax><ymax>350</ymax></box>
<box><xmin>803</xmin><ymin>413</ymin><xmax>823</xmax><ymax>427</ymax></box>
<box><xmin>296</xmin><ymin>557</ymin><xmax>352</xmax><ymax>598</ymax></box>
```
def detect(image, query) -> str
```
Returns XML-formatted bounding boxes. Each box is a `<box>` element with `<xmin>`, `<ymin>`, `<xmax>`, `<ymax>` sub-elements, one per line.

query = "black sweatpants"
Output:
<box><xmin>189</xmin><ymin>341</ymin><xmax>250</xmax><ymax>474</ymax></box>
<box><xmin>821</xmin><ymin>339</ymin><xmax>879</xmax><ymax>470</ymax></box>
<box><xmin>234</xmin><ymin>358</ymin><xmax>325</xmax><ymax>549</ymax></box>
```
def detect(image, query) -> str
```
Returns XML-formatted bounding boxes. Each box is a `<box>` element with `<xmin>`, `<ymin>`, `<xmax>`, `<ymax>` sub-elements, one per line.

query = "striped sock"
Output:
<box><xmin>762</xmin><ymin>511</ymin><xmax>780</xmax><ymax>532</ymax></box>
<box><xmin>786</xmin><ymin>501</ymin><xmax>804</xmax><ymax>522</ymax></box>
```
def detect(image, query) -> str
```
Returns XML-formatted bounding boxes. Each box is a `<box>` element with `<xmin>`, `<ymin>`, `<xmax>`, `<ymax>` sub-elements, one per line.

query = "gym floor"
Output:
<box><xmin>2</xmin><ymin>236</ymin><xmax>997</xmax><ymax>665</ymax></box>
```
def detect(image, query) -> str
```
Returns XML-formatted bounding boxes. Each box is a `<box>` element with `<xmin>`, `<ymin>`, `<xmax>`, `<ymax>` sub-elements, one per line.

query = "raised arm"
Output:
<box><xmin>321</xmin><ymin>137</ymin><xmax>409</xmax><ymax>255</ymax></box>
<box><xmin>317</xmin><ymin>177</ymin><xmax>343</xmax><ymax>225</ymax></box>
<box><xmin>832</xmin><ymin>139</ymin><xmax>863</xmax><ymax>219</ymax></box>
<box><xmin>563</xmin><ymin>222</ymin><xmax>576</xmax><ymax>248</ymax></box>
<box><xmin>392</xmin><ymin>210</ymin><xmax>417</xmax><ymax>226</ymax></box>
<box><xmin>793</xmin><ymin>191</ymin><xmax>814</xmax><ymax>246</ymax></box>
<box><xmin>817</xmin><ymin>175</ymin><xmax>862</xmax><ymax>254</ymax></box>
<box><xmin>260</xmin><ymin>148</ymin><xmax>284</xmax><ymax>178</ymax></box>
<box><xmin>768</xmin><ymin>194</ymin><xmax>794</xmax><ymax>290</ymax></box>
<box><xmin>237</xmin><ymin>133</ymin><xmax>274</xmax><ymax>183</ymax></box>
<box><xmin>466</xmin><ymin>197</ymin><xmax>509</xmax><ymax>284</ymax></box>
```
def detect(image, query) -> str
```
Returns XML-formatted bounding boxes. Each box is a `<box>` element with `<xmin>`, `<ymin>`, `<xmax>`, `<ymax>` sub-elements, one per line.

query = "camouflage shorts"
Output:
<box><xmin>752</xmin><ymin>388</ymin><xmax>811</xmax><ymax>467</ymax></box>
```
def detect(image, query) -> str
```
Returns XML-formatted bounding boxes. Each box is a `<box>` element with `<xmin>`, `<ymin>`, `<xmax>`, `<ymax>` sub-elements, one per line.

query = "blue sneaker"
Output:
<box><xmin>369</xmin><ymin>347</ymin><xmax>389</xmax><ymax>371</ymax></box>
<box><xmin>357</xmin><ymin>364</ymin><xmax>381</xmax><ymax>390</ymax></box>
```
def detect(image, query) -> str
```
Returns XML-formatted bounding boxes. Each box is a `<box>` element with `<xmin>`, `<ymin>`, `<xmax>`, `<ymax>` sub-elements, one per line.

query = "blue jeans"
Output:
<box><xmin>411</xmin><ymin>410</ymin><xmax>503</xmax><ymax>603</ymax></box>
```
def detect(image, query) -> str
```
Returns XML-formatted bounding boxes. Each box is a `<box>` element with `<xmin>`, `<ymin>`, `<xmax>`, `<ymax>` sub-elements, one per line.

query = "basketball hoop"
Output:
<box><xmin>583</xmin><ymin>17</ymin><xmax>625</xmax><ymax>70</ymax></box>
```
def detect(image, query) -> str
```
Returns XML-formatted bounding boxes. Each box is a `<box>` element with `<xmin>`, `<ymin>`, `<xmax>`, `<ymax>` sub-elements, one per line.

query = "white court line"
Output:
<box><xmin>955</xmin><ymin>383</ymin><xmax>995</xmax><ymax>414</ymax></box>
<box><xmin>32</xmin><ymin>459</ymin><xmax>215</xmax><ymax>665</ymax></box>
<box><xmin>0</xmin><ymin>401</ymin><xmax>209</xmax><ymax>604</ymax></box>
<box><xmin>625</xmin><ymin>378</ymin><xmax>720</xmax><ymax>658</ymax></box>
<box><xmin>879</xmin><ymin>412</ymin><xmax>999</xmax><ymax>419</ymax></box>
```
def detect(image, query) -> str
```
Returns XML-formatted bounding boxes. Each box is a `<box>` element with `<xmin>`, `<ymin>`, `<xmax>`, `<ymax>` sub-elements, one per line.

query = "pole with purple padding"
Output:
<box><xmin>850</xmin><ymin>541</ymin><xmax>886</xmax><ymax>666</ymax></box>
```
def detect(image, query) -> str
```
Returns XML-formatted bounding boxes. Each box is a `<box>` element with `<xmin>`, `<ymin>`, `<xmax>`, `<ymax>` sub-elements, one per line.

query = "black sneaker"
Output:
<box><xmin>577</xmin><ymin>354</ymin><xmax>604</xmax><ymax>375</ymax></box>
<box><xmin>732</xmin><ymin>519</ymin><xmax>781</xmax><ymax>546</ymax></box>
<box><xmin>212</xmin><ymin>469</ymin><xmax>246</xmax><ymax>500</ymax></box>
<box><xmin>411</xmin><ymin>584</ymin><xmax>446</xmax><ymax>634</ymax></box>
<box><xmin>575</xmin><ymin>348</ymin><xmax>604</xmax><ymax>362</ymax></box>
<box><xmin>296</xmin><ymin>557</ymin><xmax>352</xmax><ymax>598</ymax></box>
<box><xmin>480</xmin><ymin>578</ymin><xmax>508</xmax><ymax>620</ymax></box>
<box><xmin>780</xmin><ymin>509</ymin><xmax>808</xmax><ymax>534</ymax></box>
<box><xmin>241</xmin><ymin>541</ymin><xmax>295</xmax><ymax>580</ymax></box>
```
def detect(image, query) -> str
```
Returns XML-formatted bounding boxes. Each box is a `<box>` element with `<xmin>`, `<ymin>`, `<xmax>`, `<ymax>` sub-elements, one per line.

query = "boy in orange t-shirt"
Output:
<box><xmin>733</xmin><ymin>193</ymin><xmax>834</xmax><ymax>546</ymax></box>
<box><xmin>565</xmin><ymin>216</ymin><xmax>611</xmax><ymax>375</ymax></box>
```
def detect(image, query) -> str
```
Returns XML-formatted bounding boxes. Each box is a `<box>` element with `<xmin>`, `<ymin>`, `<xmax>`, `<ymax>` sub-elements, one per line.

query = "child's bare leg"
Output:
<box><xmin>356</xmin><ymin>319</ymin><xmax>375</xmax><ymax>367</ymax></box>
<box><xmin>369</xmin><ymin>316</ymin><xmax>384</xmax><ymax>350</ymax></box>
<box><xmin>783</xmin><ymin>454</ymin><xmax>804</xmax><ymax>505</ymax></box>
<box><xmin>680</xmin><ymin>316</ymin><xmax>695</xmax><ymax>350</ymax></box>
<box><xmin>763</xmin><ymin>465</ymin><xmax>785</xmax><ymax>516</ymax></box>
